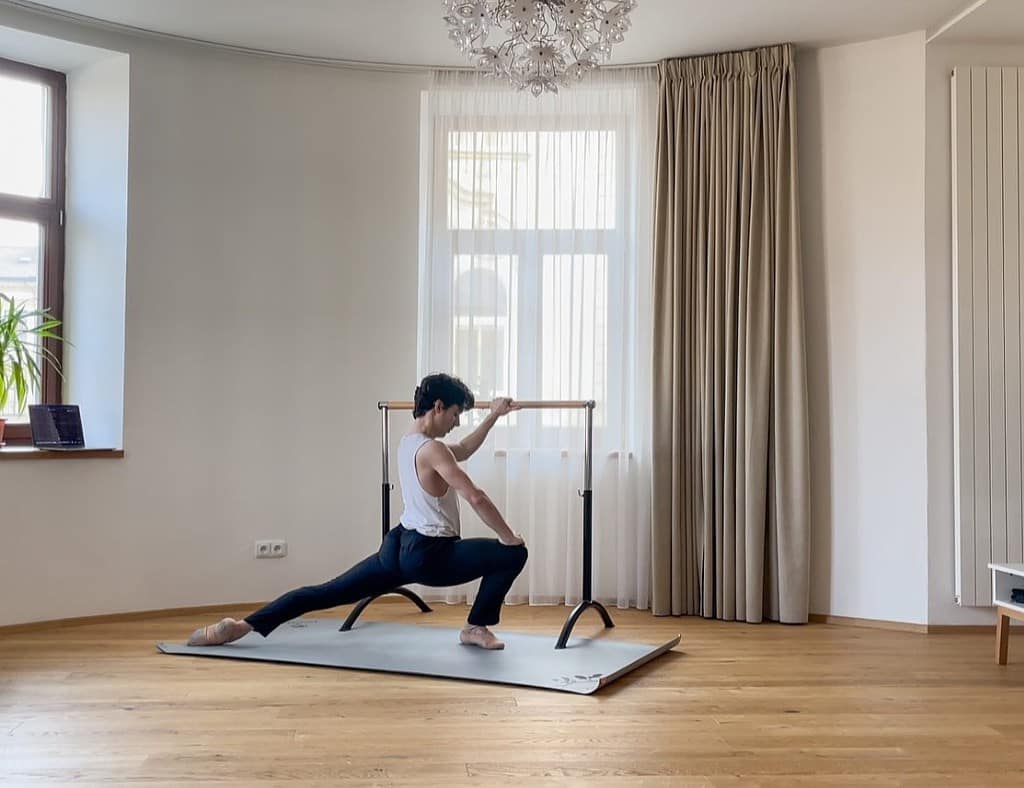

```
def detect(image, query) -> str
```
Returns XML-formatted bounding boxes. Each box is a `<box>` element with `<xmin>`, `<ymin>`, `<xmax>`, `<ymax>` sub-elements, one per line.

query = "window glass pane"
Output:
<box><xmin>0</xmin><ymin>74</ymin><xmax>50</xmax><ymax>199</ymax></box>
<box><xmin>537</xmin><ymin>131</ymin><xmax>616</xmax><ymax>230</ymax></box>
<box><xmin>448</xmin><ymin>131</ymin><xmax>535</xmax><ymax>230</ymax></box>
<box><xmin>541</xmin><ymin>254</ymin><xmax>607</xmax><ymax>426</ymax></box>
<box><xmin>0</xmin><ymin>217</ymin><xmax>44</xmax><ymax>420</ymax></box>
<box><xmin>447</xmin><ymin>130</ymin><xmax>615</xmax><ymax>231</ymax></box>
<box><xmin>452</xmin><ymin>254</ymin><xmax>518</xmax><ymax>406</ymax></box>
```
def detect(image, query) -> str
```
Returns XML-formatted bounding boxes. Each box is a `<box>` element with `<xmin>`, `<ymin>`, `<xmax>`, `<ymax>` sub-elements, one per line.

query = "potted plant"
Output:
<box><xmin>0</xmin><ymin>293</ymin><xmax>66</xmax><ymax>446</ymax></box>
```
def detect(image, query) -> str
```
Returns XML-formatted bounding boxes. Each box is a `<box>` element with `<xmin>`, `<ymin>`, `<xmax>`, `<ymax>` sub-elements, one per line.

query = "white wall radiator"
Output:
<box><xmin>952</xmin><ymin>66</ymin><xmax>1024</xmax><ymax>606</ymax></box>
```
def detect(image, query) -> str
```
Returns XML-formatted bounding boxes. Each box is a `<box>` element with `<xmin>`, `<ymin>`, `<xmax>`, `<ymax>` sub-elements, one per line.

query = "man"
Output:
<box><xmin>188</xmin><ymin>373</ymin><xmax>528</xmax><ymax>650</ymax></box>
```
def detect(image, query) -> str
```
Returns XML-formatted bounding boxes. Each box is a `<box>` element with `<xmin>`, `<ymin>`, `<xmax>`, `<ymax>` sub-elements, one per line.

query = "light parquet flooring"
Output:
<box><xmin>2</xmin><ymin>603</ymin><xmax>1024</xmax><ymax>787</ymax></box>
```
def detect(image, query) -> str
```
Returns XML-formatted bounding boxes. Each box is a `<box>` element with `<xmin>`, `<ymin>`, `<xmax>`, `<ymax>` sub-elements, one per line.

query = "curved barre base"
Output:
<box><xmin>339</xmin><ymin>587</ymin><xmax>433</xmax><ymax>632</ymax></box>
<box><xmin>555</xmin><ymin>599</ymin><xmax>615</xmax><ymax>649</ymax></box>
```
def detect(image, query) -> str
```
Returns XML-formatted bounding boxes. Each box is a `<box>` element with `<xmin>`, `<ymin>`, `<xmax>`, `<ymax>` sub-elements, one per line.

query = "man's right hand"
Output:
<box><xmin>490</xmin><ymin>397</ymin><xmax>520</xmax><ymax>417</ymax></box>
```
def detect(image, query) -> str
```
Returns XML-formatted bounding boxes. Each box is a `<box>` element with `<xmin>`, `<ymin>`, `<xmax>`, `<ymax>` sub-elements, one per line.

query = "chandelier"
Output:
<box><xmin>442</xmin><ymin>0</ymin><xmax>638</xmax><ymax>95</ymax></box>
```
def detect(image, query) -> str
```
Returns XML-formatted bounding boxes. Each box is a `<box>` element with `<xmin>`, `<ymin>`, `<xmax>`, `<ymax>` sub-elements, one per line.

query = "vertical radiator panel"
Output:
<box><xmin>953</xmin><ymin>67</ymin><xmax>1024</xmax><ymax>607</ymax></box>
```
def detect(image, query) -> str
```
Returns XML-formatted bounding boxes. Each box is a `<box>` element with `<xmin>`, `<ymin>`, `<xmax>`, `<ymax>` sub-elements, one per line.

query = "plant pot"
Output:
<box><xmin>0</xmin><ymin>417</ymin><xmax>5</xmax><ymax>447</ymax></box>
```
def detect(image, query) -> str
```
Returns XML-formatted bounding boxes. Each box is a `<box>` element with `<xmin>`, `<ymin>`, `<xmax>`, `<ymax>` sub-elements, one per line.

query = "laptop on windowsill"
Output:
<box><xmin>29</xmin><ymin>404</ymin><xmax>88</xmax><ymax>451</ymax></box>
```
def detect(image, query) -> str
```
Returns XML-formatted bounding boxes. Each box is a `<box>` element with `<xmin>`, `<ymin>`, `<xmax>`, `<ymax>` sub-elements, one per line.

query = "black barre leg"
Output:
<box><xmin>555</xmin><ymin>599</ymin><xmax>615</xmax><ymax>649</ymax></box>
<box><xmin>555</xmin><ymin>486</ymin><xmax>615</xmax><ymax>649</ymax></box>
<box><xmin>339</xmin><ymin>587</ymin><xmax>432</xmax><ymax>632</ymax></box>
<box><xmin>381</xmin><ymin>482</ymin><xmax>391</xmax><ymax>540</ymax></box>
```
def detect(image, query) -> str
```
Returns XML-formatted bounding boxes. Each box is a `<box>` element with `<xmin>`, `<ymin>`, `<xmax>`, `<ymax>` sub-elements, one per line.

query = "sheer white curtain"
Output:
<box><xmin>413</xmin><ymin>67</ymin><xmax>657</xmax><ymax>609</ymax></box>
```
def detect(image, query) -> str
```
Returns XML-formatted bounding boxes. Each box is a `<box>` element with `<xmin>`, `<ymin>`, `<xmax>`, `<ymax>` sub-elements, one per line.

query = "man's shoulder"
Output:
<box><xmin>416</xmin><ymin>437</ymin><xmax>456</xmax><ymax>460</ymax></box>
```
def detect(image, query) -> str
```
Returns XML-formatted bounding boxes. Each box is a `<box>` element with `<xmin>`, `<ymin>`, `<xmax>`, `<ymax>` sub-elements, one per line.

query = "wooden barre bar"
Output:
<box><xmin>378</xmin><ymin>400</ymin><xmax>594</xmax><ymax>410</ymax></box>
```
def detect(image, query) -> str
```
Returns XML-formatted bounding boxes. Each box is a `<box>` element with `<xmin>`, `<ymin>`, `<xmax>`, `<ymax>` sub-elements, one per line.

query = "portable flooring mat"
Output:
<box><xmin>158</xmin><ymin>619</ymin><xmax>680</xmax><ymax>695</ymax></box>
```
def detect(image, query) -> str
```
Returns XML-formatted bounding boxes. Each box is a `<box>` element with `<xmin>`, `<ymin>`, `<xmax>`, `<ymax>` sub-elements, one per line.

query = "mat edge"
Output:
<box><xmin>597</xmin><ymin>633</ymin><xmax>681</xmax><ymax>689</ymax></box>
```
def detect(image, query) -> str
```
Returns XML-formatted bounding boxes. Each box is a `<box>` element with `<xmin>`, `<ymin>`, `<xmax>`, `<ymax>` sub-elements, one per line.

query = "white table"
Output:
<box><xmin>989</xmin><ymin>563</ymin><xmax>1024</xmax><ymax>665</ymax></box>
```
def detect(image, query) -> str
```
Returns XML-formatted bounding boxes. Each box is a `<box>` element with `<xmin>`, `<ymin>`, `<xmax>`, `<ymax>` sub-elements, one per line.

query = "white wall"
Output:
<box><xmin>925</xmin><ymin>41</ymin><xmax>1024</xmax><ymax>626</ymax></box>
<box><xmin>64</xmin><ymin>52</ymin><xmax>130</xmax><ymax>449</ymax></box>
<box><xmin>799</xmin><ymin>32</ymin><xmax>930</xmax><ymax>625</ymax></box>
<box><xmin>0</xmin><ymin>6</ymin><xmax>428</xmax><ymax>626</ymax></box>
<box><xmin>799</xmin><ymin>32</ymin><xmax>1024</xmax><ymax>627</ymax></box>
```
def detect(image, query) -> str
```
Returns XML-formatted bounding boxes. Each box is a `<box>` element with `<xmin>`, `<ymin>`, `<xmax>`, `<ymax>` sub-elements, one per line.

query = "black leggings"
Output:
<box><xmin>244</xmin><ymin>525</ymin><xmax>528</xmax><ymax>636</ymax></box>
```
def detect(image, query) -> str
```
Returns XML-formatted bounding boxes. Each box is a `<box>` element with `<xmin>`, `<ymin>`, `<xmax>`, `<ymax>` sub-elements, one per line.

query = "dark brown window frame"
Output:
<box><xmin>0</xmin><ymin>56</ymin><xmax>66</xmax><ymax>445</ymax></box>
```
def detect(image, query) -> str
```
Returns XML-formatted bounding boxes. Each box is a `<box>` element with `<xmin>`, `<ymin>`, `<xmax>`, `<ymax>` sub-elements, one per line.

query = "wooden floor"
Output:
<box><xmin>2</xmin><ymin>603</ymin><xmax>1024</xmax><ymax>787</ymax></box>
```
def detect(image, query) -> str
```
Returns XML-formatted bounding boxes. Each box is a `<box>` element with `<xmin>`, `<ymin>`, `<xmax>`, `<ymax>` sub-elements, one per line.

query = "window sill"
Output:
<box><xmin>0</xmin><ymin>447</ymin><xmax>124</xmax><ymax>460</ymax></box>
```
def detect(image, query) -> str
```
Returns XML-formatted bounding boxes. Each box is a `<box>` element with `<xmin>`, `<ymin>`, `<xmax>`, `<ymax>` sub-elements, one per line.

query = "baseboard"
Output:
<box><xmin>808</xmin><ymin>613</ymin><xmax>928</xmax><ymax>634</ymax></box>
<box><xmin>809</xmin><ymin>613</ymin><xmax>1011</xmax><ymax>634</ymax></box>
<box><xmin>0</xmin><ymin>596</ymin><xmax>423</xmax><ymax>636</ymax></box>
<box><xmin>0</xmin><ymin>602</ymin><xmax>269</xmax><ymax>635</ymax></box>
<box><xmin>4</xmin><ymin>604</ymin><xmax>1005</xmax><ymax>637</ymax></box>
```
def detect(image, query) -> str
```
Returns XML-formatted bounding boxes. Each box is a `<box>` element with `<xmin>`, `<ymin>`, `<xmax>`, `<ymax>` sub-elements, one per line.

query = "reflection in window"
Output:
<box><xmin>452</xmin><ymin>255</ymin><xmax>518</xmax><ymax>405</ymax></box>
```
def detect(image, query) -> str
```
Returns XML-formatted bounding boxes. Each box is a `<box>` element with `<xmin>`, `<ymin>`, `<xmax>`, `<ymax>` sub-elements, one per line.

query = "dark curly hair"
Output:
<box><xmin>413</xmin><ymin>373</ymin><xmax>475</xmax><ymax>418</ymax></box>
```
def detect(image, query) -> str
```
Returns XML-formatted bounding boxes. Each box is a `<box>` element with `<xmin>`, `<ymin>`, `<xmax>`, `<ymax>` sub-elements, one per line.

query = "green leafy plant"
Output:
<box><xmin>0</xmin><ymin>293</ymin><xmax>65</xmax><ymax>415</ymax></box>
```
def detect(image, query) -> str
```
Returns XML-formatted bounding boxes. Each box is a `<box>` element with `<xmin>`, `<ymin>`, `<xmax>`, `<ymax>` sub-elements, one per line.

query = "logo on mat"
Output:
<box><xmin>553</xmin><ymin>673</ymin><xmax>603</xmax><ymax>687</ymax></box>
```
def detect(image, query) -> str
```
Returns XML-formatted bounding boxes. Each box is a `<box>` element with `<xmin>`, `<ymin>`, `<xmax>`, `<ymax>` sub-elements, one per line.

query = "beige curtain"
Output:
<box><xmin>651</xmin><ymin>44</ymin><xmax>810</xmax><ymax>623</ymax></box>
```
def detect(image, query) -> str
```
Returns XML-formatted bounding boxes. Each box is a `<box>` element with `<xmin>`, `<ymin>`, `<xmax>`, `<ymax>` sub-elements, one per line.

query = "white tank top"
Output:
<box><xmin>397</xmin><ymin>433</ymin><xmax>461</xmax><ymax>537</ymax></box>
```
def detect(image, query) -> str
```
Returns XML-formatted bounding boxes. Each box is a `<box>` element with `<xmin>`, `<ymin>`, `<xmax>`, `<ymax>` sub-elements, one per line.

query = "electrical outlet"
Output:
<box><xmin>255</xmin><ymin>539</ymin><xmax>288</xmax><ymax>559</ymax></box>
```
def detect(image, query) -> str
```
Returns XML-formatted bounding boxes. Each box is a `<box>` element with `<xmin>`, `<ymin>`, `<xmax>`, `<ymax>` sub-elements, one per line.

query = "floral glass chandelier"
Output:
<box><xmin>442</xmin><ymin>0</ymin><xmax>638</xmax><ymax>95</ymax></box>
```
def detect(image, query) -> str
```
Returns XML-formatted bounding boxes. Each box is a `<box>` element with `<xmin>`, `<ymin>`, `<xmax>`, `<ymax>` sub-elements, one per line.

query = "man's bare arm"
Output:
<box><xmin>448</xmin><ymin>397</ymin><xmax>520</xmax><ymax>461</ymax></box>
<box><xmin>422</xmin><ymin>441</ymin><xmax>522</xmax><ymax>545</ymax></box>
<box><xmin>448</xmin><ymin>411</ymin><xmax>498</xmax><ymax>462</ymax></box>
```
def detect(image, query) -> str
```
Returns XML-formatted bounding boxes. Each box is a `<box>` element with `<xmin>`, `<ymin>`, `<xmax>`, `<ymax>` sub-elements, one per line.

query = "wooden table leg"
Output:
<box><xmin>996</xmin><ymin>609</ymin><xmax>1010</xmax><ymax>665</ymax></box>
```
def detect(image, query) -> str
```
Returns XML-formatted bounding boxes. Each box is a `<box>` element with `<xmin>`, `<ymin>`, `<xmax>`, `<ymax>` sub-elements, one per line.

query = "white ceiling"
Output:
<box><xmin>1</xmin><ymin>0</ymin><xmax>1014</xmax><ymax>65</ymax></box>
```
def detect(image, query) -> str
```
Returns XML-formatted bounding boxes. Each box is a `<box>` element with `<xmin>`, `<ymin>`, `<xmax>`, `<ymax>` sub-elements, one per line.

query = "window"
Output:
<box><xmin>419</xmin><ymin>73</ymin><xmax>656</xmax><ymax>457</ymax></box>
<box><xmin>0</xmin><ymin>56</ymin><xmax>66</xmax><ymax>443</ymax></box>
<box><xmin>427</xmin><ymin>124</ymin><xmax>625</xmax><ymax>433</ymax></box>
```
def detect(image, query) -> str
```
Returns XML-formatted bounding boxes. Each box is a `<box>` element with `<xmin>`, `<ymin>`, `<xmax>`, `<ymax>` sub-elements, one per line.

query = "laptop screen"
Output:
<box><xmin>29</xmin><ymin>404</ymin><xmax>85</xmax><ymax>448</ymax></box>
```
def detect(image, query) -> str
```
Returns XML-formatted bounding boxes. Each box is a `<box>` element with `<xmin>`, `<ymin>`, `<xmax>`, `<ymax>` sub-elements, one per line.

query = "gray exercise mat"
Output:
<box><xmin>157</xmin><ymin>619</ymin><xmax>680</xmax><ymax>694</ymax></box>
